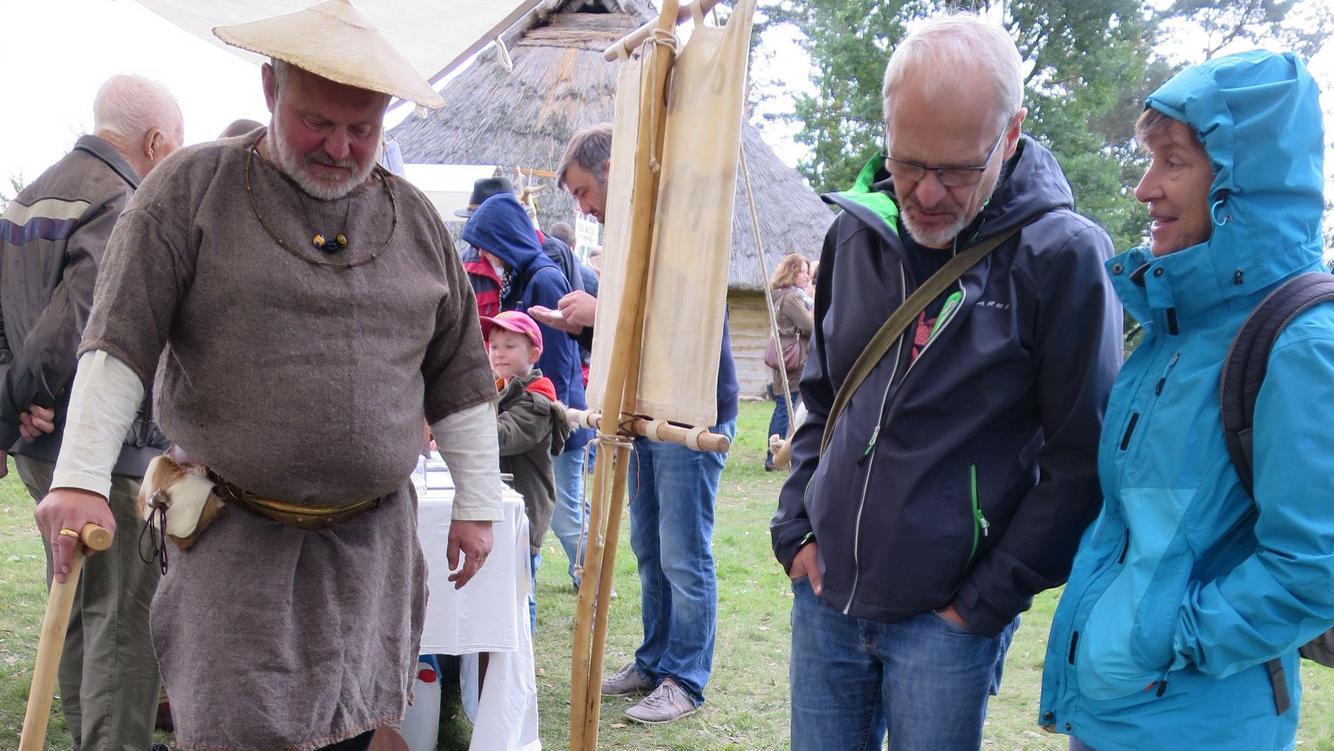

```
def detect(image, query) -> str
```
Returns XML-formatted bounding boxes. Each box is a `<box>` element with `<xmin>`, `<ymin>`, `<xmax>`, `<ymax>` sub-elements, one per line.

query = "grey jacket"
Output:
<box><xmin>0</xmin><ymin>135</ymin><xmax>167</xmax><ymax>474</ymax></box>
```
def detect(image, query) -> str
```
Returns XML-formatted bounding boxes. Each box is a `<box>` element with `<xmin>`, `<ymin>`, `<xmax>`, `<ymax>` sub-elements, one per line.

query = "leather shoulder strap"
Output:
<box><xmin>820</xmin><ymin>226</ymin><xmax>1021</xmax><ymax>456</ymax></box>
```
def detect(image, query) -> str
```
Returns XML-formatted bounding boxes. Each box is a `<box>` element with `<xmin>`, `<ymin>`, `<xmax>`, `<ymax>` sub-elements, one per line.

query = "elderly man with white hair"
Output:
<box><xmin>29</xmin><ymin>2</ymin><xmax>503</xmax><ymax>750</ymax></box>
<box><xmin>0</xmin><ymin>72</ymin><xmax>181</xmax><ymax>751</ymax></box>
<box><xmin>770</xmin><ymin>13</ymin><xmax>1122</xmax><ymax>750</ymax></box>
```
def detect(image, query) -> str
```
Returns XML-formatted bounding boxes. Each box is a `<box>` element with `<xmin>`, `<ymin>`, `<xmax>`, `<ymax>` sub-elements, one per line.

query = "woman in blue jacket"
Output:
<box><xmin>1039</xmin><ymin>50</ymin><xmax>1334</xmax><ymax>751</ymax></box>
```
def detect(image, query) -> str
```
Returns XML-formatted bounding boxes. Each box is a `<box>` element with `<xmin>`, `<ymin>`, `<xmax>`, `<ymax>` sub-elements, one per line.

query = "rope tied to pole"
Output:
<box><xmin>739</xmin><ymin>143</ymin><xmax>798</xmax><ymax>451</ymax></box>
<box><xmin>640</xmin><ymin>27</ymin><xmax>679</xmax><ymax>174</ymax></box>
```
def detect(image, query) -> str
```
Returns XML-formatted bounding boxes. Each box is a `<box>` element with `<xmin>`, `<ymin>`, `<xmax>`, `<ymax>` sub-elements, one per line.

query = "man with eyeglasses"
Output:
<box><xmin>770</xmin><ymin>13</ymin><xmax>1122</xmax><ymax>750</ymax></box>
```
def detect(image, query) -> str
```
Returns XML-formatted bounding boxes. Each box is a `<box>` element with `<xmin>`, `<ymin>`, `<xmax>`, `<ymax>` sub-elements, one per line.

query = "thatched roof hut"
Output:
<box><xmin>389</xmin><ymin>0</ymin><xmax>832</xmax><ymax>290</ymax></box>
<box><xmin>390</xmin><ymin>0</ymin><xmax>834</xmax><ymax>397</ymax></box>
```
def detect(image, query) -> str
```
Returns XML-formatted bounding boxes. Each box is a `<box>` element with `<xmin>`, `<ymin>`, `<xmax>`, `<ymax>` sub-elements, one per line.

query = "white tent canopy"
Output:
<box><xmin>134</xmin><ymin>0</ymin><xmax>544</xmax><ymax>89</ymax></box>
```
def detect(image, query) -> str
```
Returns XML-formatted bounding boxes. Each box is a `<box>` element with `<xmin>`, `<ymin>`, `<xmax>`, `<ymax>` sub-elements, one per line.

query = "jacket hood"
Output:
<box><xmin>824</xmin><ymin>136</ymin><xmax>1076</xmax><ymax>249</ymax></box>
<box><xmin>460</xmin><ymin>193</ymin><xmax>553</xmax><ymax>275</ymax></box>
<box><xmin>968</xmin><ymin>136</ymin><xmax>1076</xmax><ymax>241</ymax></box>
<box><xmin>1114</xmin><ymin>50</ymin><xmax>1326</xmax><ymax>322</ymax></box>
<box><xmin>523</xmin><ymin>374</ymin><xmax>558</xmax><ymax>402</ymax></box>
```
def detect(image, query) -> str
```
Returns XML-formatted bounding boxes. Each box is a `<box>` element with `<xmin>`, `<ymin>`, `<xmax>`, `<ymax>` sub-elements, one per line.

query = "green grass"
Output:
<box><xmin>1</xmin><ymin>401</ymin><xmax>1331</xmax><ymax>749</ymax></box>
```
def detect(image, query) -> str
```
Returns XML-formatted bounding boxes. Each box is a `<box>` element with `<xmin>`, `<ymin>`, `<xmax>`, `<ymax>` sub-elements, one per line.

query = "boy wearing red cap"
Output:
<box><xmin>484</xmin><ymin>310</ymin><xmax>571</xmax><ymax>632</ymax></box>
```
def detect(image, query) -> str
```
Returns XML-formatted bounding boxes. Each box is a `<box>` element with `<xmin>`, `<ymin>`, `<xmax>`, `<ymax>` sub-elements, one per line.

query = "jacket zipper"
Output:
<box><xmin>845</xmin><ymin>273</ymin><xmax>969</xmax><ymax>614</ymax></box>
<box><xmin>844</xmin><ymin>265</ymin><xmax>907</xmax><ymax>614</ymax></box>
<box><xmin>1154</xmin><ymin>352</ymin><xmax>1181</xmax><ymax>395</ymax></box>
<box><xmin>968</xmin><ymin>463</ymin><xmax>990</xmax><ymax>565</ymax></box>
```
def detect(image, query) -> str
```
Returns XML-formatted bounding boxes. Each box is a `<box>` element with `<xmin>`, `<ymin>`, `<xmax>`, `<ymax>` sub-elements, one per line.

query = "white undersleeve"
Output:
<box><xmin>51</xmin><ymin>350</ymin><xmax>145</xmax><ymax>499</ymax></box>
<box><xmin>431</xmin><ymin>401</ymin><xmax>504</xmax><ymax>522</ymax></box>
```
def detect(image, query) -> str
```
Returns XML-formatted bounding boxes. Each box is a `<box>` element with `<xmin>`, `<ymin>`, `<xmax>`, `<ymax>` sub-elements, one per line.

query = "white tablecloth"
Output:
<box><xmin>414</xmin><ymin>454</ymin><xmax>541</xmax><ymax>751</ymax></box>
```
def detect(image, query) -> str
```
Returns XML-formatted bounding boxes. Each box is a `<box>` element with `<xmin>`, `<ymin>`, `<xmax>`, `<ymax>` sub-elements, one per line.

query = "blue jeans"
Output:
<box><xmin>789</xmin><ymin>579</ymin><xmax>1018</xmax><ymax>751</ymax></box>
<box><xmin>550</xmin><ymin>447</ymin><xmax>588</xmax><ymax>586</ymax></box>
<box><xmin>1069</xmin><ymin>739</ymin><xmax>1097</xmax><ymax>751</ymax></box>
<box><xmin>628</xmin><ymin>418</ymin><xmax>736</xmax><ymax>706</ymax></box>
<box><xmin>766</xmin><ymin>388</ymin><xmax>800</xmax><ymax>464</ymax></box>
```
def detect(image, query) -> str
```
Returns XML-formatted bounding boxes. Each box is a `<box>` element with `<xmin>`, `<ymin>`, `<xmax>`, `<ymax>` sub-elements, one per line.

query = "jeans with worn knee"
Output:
<box><xmin>789</xmin><ymin>578</ymin><xmax>1018</xmax><ymax>751</ymax></box>
<box><xmin>628</xmin><ymin>419</ymin><xmax>735</xmax><ymax>707</ymax></box>
<box><xmin>549</xmin><ymin>447</ymin><xmax>587</xmax><ymax>586</ymax></box>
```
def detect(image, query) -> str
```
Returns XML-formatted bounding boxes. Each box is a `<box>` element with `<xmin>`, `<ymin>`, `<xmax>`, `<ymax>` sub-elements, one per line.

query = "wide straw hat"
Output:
<box><xmin>213</xmin><ymin>0</ymin><xmax>444</xmax><ymax>108</ymax></box>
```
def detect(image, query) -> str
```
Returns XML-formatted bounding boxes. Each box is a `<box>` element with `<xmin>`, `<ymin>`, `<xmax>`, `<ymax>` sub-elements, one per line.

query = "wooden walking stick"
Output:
<box><xmin>20</xmin><ymin>522</ymin><xmax>112</xmax><ymax>751</ymax></box>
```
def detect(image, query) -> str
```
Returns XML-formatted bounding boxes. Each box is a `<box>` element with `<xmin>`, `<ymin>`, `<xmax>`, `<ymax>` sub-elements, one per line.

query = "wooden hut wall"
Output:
<box><xmin>728</xmin><ymin>289</ymin><xmax>775</xmax><ymax>398</ymax></box>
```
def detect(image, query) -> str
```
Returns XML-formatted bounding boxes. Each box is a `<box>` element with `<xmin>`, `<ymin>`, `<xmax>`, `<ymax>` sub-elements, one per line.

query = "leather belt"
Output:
<box><xmin>208</xmin><ymin>471</ymin><xmax>384</xmax><ymax>529</ymax></box>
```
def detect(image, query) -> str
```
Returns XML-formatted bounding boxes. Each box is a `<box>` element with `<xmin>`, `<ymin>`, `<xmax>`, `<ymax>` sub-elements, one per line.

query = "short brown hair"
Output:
<box><xmin>557</xmin><ymin>123</ymin><xmax>613</xmax><ymax>189</ymax></box>
<box><xmin>1135</xmin><ymin>107</ymin><xmax>1204</xmax><ymax>151</ymax></box>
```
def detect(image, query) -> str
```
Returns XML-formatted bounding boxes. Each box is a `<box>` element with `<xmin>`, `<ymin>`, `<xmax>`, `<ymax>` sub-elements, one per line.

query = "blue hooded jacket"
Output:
<box><xmin>462</xmin><ymin>194</ymin><xmax>589</xmax><ymax>448</ymax></box>
<box><xmin>1039</xmin><ymin>51</ymin><xmax>1334</xmax><ymax>751</ymax></box>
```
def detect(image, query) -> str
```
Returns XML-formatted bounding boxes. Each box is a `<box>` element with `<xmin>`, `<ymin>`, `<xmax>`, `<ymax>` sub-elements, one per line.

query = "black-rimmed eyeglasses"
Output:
<box><xmin>884</xmin><ymin>127</ymin><xmax>1007</xmax><ymax>187</ymax></box>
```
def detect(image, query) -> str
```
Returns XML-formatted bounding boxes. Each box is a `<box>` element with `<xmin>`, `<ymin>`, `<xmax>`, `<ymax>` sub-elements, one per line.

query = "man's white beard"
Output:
<box><xmin>900</xmin><ymin>167</ymin><xmax>1003</xmax><ymax>249</ymax></box>
<box><xmin>270</xmin><ymin>119</ymin><xmax>374</xmax><ymax>200</ymax></box>
<box><xmin>901</xmin><ymin>213</ymin><xmax>969</xmax><ymax>249</ymax></box>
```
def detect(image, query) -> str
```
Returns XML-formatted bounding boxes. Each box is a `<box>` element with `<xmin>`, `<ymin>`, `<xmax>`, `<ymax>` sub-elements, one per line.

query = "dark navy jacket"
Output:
<box><xmin>462</xmin><ymin>194</ymin><xmax>589</xmax><ymax>450</ymax></box>
<box><xmin>771</xmin><ymin>137</ymin><xmax>1121</xmax><ymax>636</ymax></box>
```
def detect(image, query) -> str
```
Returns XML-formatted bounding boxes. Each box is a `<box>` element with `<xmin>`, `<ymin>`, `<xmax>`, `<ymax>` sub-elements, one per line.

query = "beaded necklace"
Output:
<box><xmin>245</xmin><ymin>142</ymin><xmax>397</xmax><ymax>270</ymax></box>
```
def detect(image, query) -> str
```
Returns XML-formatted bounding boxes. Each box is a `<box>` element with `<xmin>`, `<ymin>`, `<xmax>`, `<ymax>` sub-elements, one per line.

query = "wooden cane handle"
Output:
<box><xmin>79</xmin><ymin>522</ymin><xmax>112</xmax><ymax>552</ymax></box>
<box><xmin>19</xmin><ymin>545</ymin><xmax>88</xmax><ymax>751</ymax></box>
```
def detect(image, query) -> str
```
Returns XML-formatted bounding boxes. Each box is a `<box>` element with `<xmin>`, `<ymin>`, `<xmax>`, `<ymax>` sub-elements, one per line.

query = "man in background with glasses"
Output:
<box><xmin>770</xmin><ymin>13</ymin><xmax>1122</xmax><ymax>750</ymax></box>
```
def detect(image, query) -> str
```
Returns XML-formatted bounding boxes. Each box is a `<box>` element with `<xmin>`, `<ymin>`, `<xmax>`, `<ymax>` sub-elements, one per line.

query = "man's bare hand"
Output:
<box><xmin>527</xmin><ymin>304</ymin><xmax>579</xmax><ymax>335</ymax></box>
<box><xmin>18</xmin><ymin>404</ymin><xmax>56</xmax><ymax>442</ymax></box>
<box><xmin>934</xmin><ymin>604</ymin><xmax>971</xmax><ymax>630</ymax></box>
<box><xmin>446</xmin><ymin>519</ymin><xmax>494</xmax><ymax>589</ymax></box>
<box><xmin>0</xmin><ymin>449</ymin><xmax>8</xmax><ymax>479</ymax></box>
<box><xmin>788</xmin><ymin>542</ymin><xmax>823</xmax><ymax>597</ymax></box>
<box><xmin>34</xmin><ymin>487</ymin><xmax>114</xmax><ymax>583</ymax></box>
<box><xmin>557</xmin><ymin>290</ymin><xmax>597</xmax><ymax>328</ymax></box>
<box><xmin>530</xmin><ymin>290</ymin><xmax>598</xmax><ymax>335</ymax></box>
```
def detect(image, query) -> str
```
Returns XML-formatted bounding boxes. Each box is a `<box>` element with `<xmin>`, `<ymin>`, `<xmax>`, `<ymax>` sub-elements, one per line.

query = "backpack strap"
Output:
<box><xmin>1221</xmin><ymin>272</ymin><xmax>1334</xmax><ymax>494</ymax></box>
<box><xmin>1219</xmin><ymin>271</ymin><xmax>1334</xmax><ymax>716</ymax></box>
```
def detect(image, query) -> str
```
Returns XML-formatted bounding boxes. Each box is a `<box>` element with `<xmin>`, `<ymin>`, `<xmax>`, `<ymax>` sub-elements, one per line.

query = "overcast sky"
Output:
<box><xmin>1</xmin><ymin>0</ymin><xmax>1331</xmax><ymax>216</ymax></box>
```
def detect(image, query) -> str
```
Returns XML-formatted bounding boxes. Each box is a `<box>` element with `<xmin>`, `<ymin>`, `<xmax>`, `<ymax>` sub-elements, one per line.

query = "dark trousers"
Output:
<box><xmin>318</xmin><ymin>729</ymin><xmax>374</xmax><ymax>750</ymax></box>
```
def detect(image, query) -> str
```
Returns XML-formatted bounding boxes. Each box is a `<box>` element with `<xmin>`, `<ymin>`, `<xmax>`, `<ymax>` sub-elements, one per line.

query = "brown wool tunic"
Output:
<box><xmin>80</xmin><ymin>131</ymin><xmax>496</xmax><ymax>751</ymax></box>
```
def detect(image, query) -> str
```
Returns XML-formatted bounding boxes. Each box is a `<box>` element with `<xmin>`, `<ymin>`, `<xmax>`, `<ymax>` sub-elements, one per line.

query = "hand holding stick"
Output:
<box><xmin>20</xmin><ymin>523</ymin><xmax>112</xmax><ymax>751</ymax></box>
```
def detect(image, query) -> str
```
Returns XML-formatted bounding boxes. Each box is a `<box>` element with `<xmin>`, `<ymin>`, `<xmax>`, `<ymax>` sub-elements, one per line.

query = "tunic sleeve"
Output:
<box><xmin>422</xmin><ymin>216</ymin><xmax>496</xmax><ymax>423</ymax></box>
<box><xmin>78</xmin><ymin>197</ymin><xmax>195</xmax><ymax>390</ymax></box>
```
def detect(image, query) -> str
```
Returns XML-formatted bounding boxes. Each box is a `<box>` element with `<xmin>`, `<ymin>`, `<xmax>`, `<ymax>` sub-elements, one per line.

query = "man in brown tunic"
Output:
<box><xmin>32</xmin><ymin>3</ymin><xmax>502</xmax><ymax>750</ymax></box>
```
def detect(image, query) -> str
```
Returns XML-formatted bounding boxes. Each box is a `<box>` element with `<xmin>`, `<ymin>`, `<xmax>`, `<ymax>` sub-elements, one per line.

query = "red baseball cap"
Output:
<box><xmin>480</xmin><ymin>310</ymin><xmax>544</xmax><ymax>355</ymax></box>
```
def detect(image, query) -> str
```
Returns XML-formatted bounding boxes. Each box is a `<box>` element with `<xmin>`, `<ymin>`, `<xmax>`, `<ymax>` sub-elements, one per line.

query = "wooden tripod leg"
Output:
<box><xmin>580</xmin><ymin>442</ymin><xmax>631</xmax><ymax>750</ymax></box>
<box><xmin>20</xmin><ymin>523</ymin><xmax>112</xmax><ymax>751</ymax></box>
<box><xmin>570</xmin><ymin>447</ymin><xmax>614</xmax><ymax>751</ymax></box>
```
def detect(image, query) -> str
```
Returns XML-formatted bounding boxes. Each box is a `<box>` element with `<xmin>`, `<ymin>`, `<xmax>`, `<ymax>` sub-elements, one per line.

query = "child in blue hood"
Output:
<box><xmin>1039</xmin><ymin>50</ymin><xmax>1334</xmax><ymax>751</ymax></box>
<box><xmin>460</xmin><ymin>192</ymin><xmax>588</xmax><ymax>428</ymax></box>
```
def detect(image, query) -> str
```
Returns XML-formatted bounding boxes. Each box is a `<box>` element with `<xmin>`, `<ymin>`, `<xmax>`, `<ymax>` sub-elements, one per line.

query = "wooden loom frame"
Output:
<box><xmin>566</xmin><ymin>0</ymin><xmax>755</xmax><ymax>748</ymax></box>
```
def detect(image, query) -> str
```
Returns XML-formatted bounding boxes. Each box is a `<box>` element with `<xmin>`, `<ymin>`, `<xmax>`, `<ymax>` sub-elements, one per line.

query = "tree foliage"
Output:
<box><xmin>0</xmin><ymin>173</ymin><xmax>25</xmax><ymax>213</ymax></box>
<box><xmin>1156</xmin><ymin>0</ymin><xmax>1333</xmax><ymax>60</ymax></box>
<box><xmin>754</xmin><ymin>0</ymin><xmax>1330</xmax><ymax>253</ymax></box>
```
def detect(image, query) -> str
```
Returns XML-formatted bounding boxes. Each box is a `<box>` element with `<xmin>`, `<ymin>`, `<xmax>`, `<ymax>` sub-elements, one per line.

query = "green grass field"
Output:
<box><xmin>1</xmin><ymin>401</ymin><xmax>1330</xmax><ymax>749</ymax></box>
